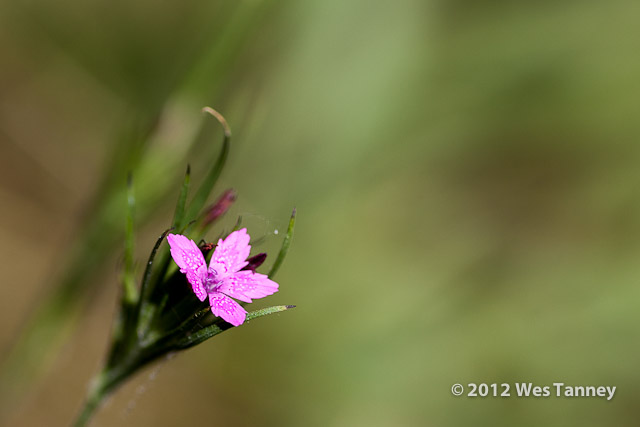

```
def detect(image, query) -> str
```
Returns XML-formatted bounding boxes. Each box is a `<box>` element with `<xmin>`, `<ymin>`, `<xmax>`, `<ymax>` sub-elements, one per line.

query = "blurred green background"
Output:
<box><xmin>2</xmin><ymin>0</ymin><xmax>640</xmax><ymax>426</ymax></box>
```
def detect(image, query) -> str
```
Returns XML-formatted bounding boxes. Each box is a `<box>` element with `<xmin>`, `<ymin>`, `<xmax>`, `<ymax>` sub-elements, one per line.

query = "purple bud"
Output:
<box><xmin>202</xmin><ymin>189</ymin><xmax>237</xmax><ymax>226</ymax></box>
<box><xmin>242</xmin><ymin>253</ymin><xmax>267</xmax><ymax>272</ymax></box>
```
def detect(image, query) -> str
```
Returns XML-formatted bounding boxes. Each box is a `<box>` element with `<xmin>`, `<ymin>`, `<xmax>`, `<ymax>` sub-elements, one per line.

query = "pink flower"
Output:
<box><xmin>167</xmin><ymin>229</ymin><xmax>278</xmax><ymax>326</ymax></box>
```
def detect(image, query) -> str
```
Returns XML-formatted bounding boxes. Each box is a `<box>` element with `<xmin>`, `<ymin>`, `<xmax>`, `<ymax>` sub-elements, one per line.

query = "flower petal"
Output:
<box><xmin>218</xmin><ymin>270</ymin><xmax>279</xmax><ymax>303</ymax></box>
<box><xmin>167</xmin><ymin>234</ymin><xmax>207</xmax><ymax>301</ymax></box>
<box><xmin>210</xmin><ymin>228</ymin><xmax>251</xmax><ymax>276</ymax></box>
<box><xmin>208</xmin><ymin>292</ymin><xmax>247</xmax><ymax>326</ymax></box>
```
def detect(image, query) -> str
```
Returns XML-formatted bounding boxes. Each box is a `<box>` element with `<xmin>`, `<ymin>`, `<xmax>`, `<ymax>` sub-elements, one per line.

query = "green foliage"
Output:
<box><xmin>269</xmin><ymin>208</ymin><xmax>297</xmax><ymax>279</ymax></box>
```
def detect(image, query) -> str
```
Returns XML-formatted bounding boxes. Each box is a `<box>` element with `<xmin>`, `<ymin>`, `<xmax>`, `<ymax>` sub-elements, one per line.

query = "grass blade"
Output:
<box><xmin>138</xmin><ymin>228</ymin><xmax>174</xmax><ymax>301</ymax></box>
<box><xmin>181</xmin><ymin>107</ymin><xmax>230</xmax><ymax>226</ymax></box>
<box><xmin>268</xmin><ymin>208</ymin><xmax>296</xmax><ymax>279</ymax></box>
<box><xmin>134</xmin><ymin>228</ymin><xmax>173</xmax><ymax>337</ymax></box>
<box><xmin>171</xmin><ymin>165</ymin><xmax>191</xmax><ymax>229</ymax></box>
<box><xmin>173</xmin><ymin>305</ymin><xmax>295</xmax><ymax>350</ymax></box>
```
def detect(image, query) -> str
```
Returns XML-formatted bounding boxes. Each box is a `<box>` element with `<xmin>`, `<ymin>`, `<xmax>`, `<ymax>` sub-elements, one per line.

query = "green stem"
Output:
<box><xmin>72</xmin><ymin>355</ymin><xmax>140</xmax><ymax>427</ymax></box>
<box><xmin>73</xmin><ymin>371</ymin><xmax>109</xmax><ymax>427</ymax></box>
<box><xmin>73</xmin><ymin>383</ymin><xmax>104</xmax><ymax>427</ymax></box>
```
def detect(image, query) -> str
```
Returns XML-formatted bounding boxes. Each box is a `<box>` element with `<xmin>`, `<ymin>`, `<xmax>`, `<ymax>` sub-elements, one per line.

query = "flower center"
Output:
<box><xmin>204</xmin><ymin>268</ymin><xmax>220</xmax><ymax>292</ymax></box>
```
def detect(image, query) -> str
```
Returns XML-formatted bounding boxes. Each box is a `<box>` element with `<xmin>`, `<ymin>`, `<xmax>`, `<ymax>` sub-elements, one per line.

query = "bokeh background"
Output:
<box><xmin>2</xmin><ymin>0</ymin><xmax>640</xmax><ymax>426</ymax></box>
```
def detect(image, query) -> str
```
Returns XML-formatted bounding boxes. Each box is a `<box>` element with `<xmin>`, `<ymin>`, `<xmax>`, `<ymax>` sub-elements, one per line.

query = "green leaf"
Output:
<box><xmin>181</xmin><ymin>107</ymin><xmax>230</xmax><ymax>227</ymax></box>
<box><xmin>135</xmin><ymin>228</ymin><xmax>174</xmax><ymax>336</ymax></box>
<box><xmin>268</xmin><ymin>208</ymin><xmax>296</xmax><ymax>279</ymax></box>
<box><xmin>231</xmin><ymin>215</ymin><xmax>243</xmax><ymax>231</ymax></box>
<box><xmin>173</xmin><ymin>305</ymin><xmax>295</xmax><ymax>350</ymax></box>
<box><xmin>171</xmin><ymin>165</ymin><xmax>191</xmax><ymax>229</ymax></box>
<box><xmin>139</xmin><ymin>228</ymin><xmax>174</xmax><ymax>300</ymax></box>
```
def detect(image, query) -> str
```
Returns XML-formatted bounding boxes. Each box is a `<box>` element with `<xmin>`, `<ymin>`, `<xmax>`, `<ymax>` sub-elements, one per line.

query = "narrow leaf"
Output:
<box><xmin>139</xmin><ymin>228</ymin><xmax>174</xmax><ymax>301</ymax></box>
<box><xmin>171</xmin><ymin>165</ymin><xmax>191</xmax><ymax>229</ymax></box>
<box><xmin>182</xmin><ymin>107</ymin><xmax>230</xmax><ymax>225</ymax></box>
<box><xmin>173</xmin><ymin>305</ymin><xmax>295</xmax><ymax>350</ymax></box>
<box><xmin>268</xmin><ymin>208</ymin><xmax>296</xmax><ymax>279</ymax></box>
<box><xmin>231</xmin><ymin>215</ymin><xmax>243</xmax><ymax>232</ymax></box>
<box><xmin>134</xmin><ymin>228</ymin><xmax>174</xmax><ymax>336</ymax></box>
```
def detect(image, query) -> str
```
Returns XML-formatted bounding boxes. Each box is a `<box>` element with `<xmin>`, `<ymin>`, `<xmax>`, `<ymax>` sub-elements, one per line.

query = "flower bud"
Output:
<box><xmin>202</xmin><ymin>189</ymin><xmax>236</xmax><ymax>226</ymax></box>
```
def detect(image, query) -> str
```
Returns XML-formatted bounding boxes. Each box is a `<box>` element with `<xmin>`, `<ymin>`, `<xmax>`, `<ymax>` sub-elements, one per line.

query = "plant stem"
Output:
<box><xmin>73</xmin><ymin>372</ymin><xmax>108</xmax><ymax>427</ymax></box>
<box><xmin>72</xmin><ymin>356</ymin><xmax>140</xmax><ymax>427</ymax></box>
